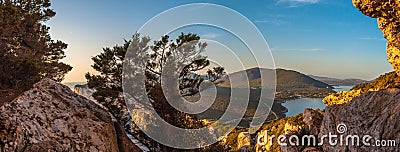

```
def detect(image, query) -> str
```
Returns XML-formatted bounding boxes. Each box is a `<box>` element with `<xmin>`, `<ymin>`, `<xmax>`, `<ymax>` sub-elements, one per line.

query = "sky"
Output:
<box><xmin>46</xmin><ymin>0</ymin><xmax>393</xmax><ymax>82</ymax></box>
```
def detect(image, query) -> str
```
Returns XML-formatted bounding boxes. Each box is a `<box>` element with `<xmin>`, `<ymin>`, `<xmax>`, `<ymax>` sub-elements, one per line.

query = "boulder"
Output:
<box><xmin>303</xmin><ymin>108</ymin><xmax>324</xmax><ymax>136</ymax></box>
<box><xmin>0</xmin><ymin>78</ymin><xmax>140</xmax><ymax>152</ymax></box>
<box><xmin>74</xmin><ymin>84</ymin><xmax>151</xmax><ymax>152</ymax></box>
<box><xmin>74</xmin><ymin>84</ymin><xmax>132</xmax><ymax>130</ymax></box>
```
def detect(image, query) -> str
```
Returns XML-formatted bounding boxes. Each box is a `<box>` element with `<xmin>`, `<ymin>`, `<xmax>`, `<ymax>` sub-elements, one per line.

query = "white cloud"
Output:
<box><xmin>201</xmin><ymin>33</ymin><xmax>220</xmax><ymax>39</ymax></box>
<box><xmin>359</xmin><ymin>37</ymin><xmax>386</xmax><ymax>41</ymax></box>
<box><xmin>254</xmin><ymin>19</ymin><xmax>288</xmax><ymax>25</ymax></box>
<box><xmin>277</xmin><ymin>0</ymin><xmax>320</xmax><ymax>7</ymax></box>
<box><xmin>255</xmin><ymin>14</ymin><xmax>290</xmax><ymax>25</ymax></box>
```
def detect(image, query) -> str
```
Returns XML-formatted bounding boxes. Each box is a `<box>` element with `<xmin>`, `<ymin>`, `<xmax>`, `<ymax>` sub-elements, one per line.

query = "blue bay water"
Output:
<box><xmin>332</xmin><ymin>85</ymin><xmax>354</xmax><ymax>92</ymax></box>
<box><xmin>282</xmin><ymin>85</ymin><xmax>354</xmax><ymax>117</ymax></box>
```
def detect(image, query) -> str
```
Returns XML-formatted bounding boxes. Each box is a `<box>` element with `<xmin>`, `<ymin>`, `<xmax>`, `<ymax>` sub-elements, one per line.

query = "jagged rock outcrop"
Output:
<box><xmin>0</xmin><ymin>79</ymin><xmax>140</xmax><ymax>152</ymax></box>
<box><xmin>319</xmin><ymin>89</ymin><xmax>400</xmax><ymax>151</ymax></box>
<box><xmin>303</xmin><ymin>109</ymin><xmax>324</xmax><ymax>137</ymax></box>
<box><xmin>256</xmin><ymin>94</ymin><xmax>399</xmax><ymax>152</ymax></box>
<box><xmin>280</xmin><ymin>109</ymin><xmax>324</xmax><ymax>152</ymax></box>
<box><xmin>352</xmin><ymin>0</ymin><xmax>400</xmax><ymax>76</ymax></box>
<box><xmin>74</xmin><ymin>84</ymin><xmax>132</xmax><ymax>130</ymax></box>
<box><xmin>74</xmin><ymin>84</ymin><xmax>151</xmax><ymax>152</ymax></box>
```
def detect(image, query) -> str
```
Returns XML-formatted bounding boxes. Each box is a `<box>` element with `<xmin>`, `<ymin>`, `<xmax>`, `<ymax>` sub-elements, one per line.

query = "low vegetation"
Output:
<box><xmin>323</xmin><ymin>71</ymin><xmax>400</xmax><ymax>105</ymax></box>
<box><xmin>217</xmin><ymin>68</ymin><xmax>334</xmax><ymax>99</ymax></box>
<box><xmin>352</xmin><ymin>71</ymin><xmax>400</xmax><ymax>91</ymax></box>
<box><xmin>255</xmin><ymin>114</ymin><xmax>306</xmax><ymax>152</ymax></box>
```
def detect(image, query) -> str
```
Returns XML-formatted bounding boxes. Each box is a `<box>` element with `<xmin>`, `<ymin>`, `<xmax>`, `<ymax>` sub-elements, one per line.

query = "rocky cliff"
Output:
<box><xmin>74</xmin><ymin>84</ymin><xmax>151</xmax><ymax>152</ymax></box>
<box><xmin>319</xmin><ymin>89</ymin><xmax>400</xmax><ymax>151</ymax></box>
<box><xmin>255</xmin><ymin>89</ymin><xmax>400</xmax><ymax>152</ymax></box>
<box><xmin>255</xmin><ymin>72</ymin><xmax>400</xmax><ymax>151</ymax></box>
<box><xmin>352</xmin><ymin>0</ymin><xmax>400</xmax><ymax>76</ymax></box>
<box><xmin>0</xmin><ymin>79</ymin><xmax>140</xmax><ymax>152</ymax></box>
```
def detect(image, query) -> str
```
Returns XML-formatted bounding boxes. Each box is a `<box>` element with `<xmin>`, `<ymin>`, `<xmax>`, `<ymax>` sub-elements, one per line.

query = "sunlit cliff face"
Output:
<box><xmin>353</xmin><ymin>0</ymin><xmax>400</xmax><ymax>76</ymax></box>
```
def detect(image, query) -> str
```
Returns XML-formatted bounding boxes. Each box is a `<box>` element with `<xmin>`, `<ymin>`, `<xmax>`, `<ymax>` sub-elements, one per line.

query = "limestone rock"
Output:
<box><xmin>352</xmin><ymin>0</ymin><xmax>400</xmax><ymax>75</ymax></box>
<box><xmin>0</xmin><ymin>78</ymin><xmax>140</xmax><ymax>152</ymax></box>
<box><xmin>281</xmin><ymin>145</ymin><xmax>322</xmax><ymax>152</ymax></box>
<box><xmin>280</xmin><ymin>146</ymin><xmax>302</xmax><ymax>152</ymax></box>
<box><xmin>236</xmin><ymin>132</ymin><xmax>251</xmax><ymax>150</ymax></box>
<box><xmin>280</xmin><ymin>109</ymin><xmax>324</xmax><ymax>152</ymax></box>
<box><xmin>303</xmin><ymin>108</ymin><xmax>324</xmax><ymax>136</ymax></box>
<box><xmin>74</xmin><ymin>83</ymin><xmax>151</xmax><ymax>152</ymax></box>
<box><xmin>237</xmin><ymin>145</ymin><xmax>251</xmax><ymax>152</ymax></box>
<box><xmin>319</xmin><ymin>89</ymin><xmax>400</xmax><ymax>151</ymax></box>
<box><xmin>302</xmin><ymin>147</ymin><xmax>322</xmax><ymax>152</ymax></box>
<box><xmin>74</xmin><ymin>84</ymin><xmax>131</xmax><ymax>129</ymax></box>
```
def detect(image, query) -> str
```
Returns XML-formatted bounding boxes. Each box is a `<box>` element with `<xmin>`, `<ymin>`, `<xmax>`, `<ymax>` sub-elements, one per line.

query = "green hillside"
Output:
<box><xmin>217</xmin><ymin>67</ymin><xmax>334</xmax><ymax>93</ymax></box>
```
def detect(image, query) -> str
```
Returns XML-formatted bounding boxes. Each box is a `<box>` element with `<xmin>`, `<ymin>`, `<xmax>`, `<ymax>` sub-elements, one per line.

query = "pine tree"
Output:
<box><xmin>86</xmin><ymin>33</ymin><xmax>225</xmax><ymax>151</ymax></box>
<box><xmin>0</xmin><ymin>0</ymin><xmax>72</xmax><ymax>91</ymax></box>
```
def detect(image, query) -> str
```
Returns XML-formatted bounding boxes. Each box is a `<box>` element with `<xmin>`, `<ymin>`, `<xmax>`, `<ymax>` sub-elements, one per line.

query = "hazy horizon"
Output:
<box><xmin>62</xmin><ymin>66</ymin><xmax>375</xmax><ymax>83</ymax></box>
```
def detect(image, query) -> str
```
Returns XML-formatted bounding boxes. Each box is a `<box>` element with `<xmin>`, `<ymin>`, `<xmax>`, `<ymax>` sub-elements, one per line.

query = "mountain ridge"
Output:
<box><xmin>309</xmin><ymin>75</ymin><xmax>368</xmax><ymax>85</ymax></box>
<box><xmin>216</xmin><ymin>67</ymin><xmax>333</xmax><ymax>92</ymax></box>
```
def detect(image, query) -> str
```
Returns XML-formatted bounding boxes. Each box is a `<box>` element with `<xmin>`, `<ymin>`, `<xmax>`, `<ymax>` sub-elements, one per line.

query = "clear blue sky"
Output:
<box><xmin>47</xmin><ymin>0</ymin><xmax>393</xmax><ymax>82</ymax></box>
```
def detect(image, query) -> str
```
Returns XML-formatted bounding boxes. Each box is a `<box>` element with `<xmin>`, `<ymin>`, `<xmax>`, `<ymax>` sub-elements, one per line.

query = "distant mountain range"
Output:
<box><xmin>216</xmin><ymin>67</ymin><xmax>333</xmax><ymax>92</ymax></box>
<box><xmin>309</xmin><ymin>75</ymin><xmax>368</xmax><ymax>85</ymax></box>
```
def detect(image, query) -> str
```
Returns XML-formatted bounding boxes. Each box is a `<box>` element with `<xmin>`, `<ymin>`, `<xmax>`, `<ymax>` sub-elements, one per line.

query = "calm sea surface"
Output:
<box><xmin>282</xmin><ymin>85</ymin><xmax>354</xmax><ymax>117</ymax></box>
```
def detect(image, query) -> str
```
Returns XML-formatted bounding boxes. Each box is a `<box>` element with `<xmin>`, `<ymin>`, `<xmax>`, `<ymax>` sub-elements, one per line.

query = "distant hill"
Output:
<box><xmin>352</xmin><ymin>71</ymin><xmax>400</xmax><ymax>92</ymax></box>
<box><xmin>216</xmin><ymin>67</ymin><xmax>333</xmax><ymax>92</ymax></box>
<box><xmin>194</xmin><ymin>67</ymin><xmax>334</xmax><ymax>127</ymax></box>
<box><xmin>309</xmin><ymin>75</ymin><xmax>367</xmax><ymax>85</ymax></box>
